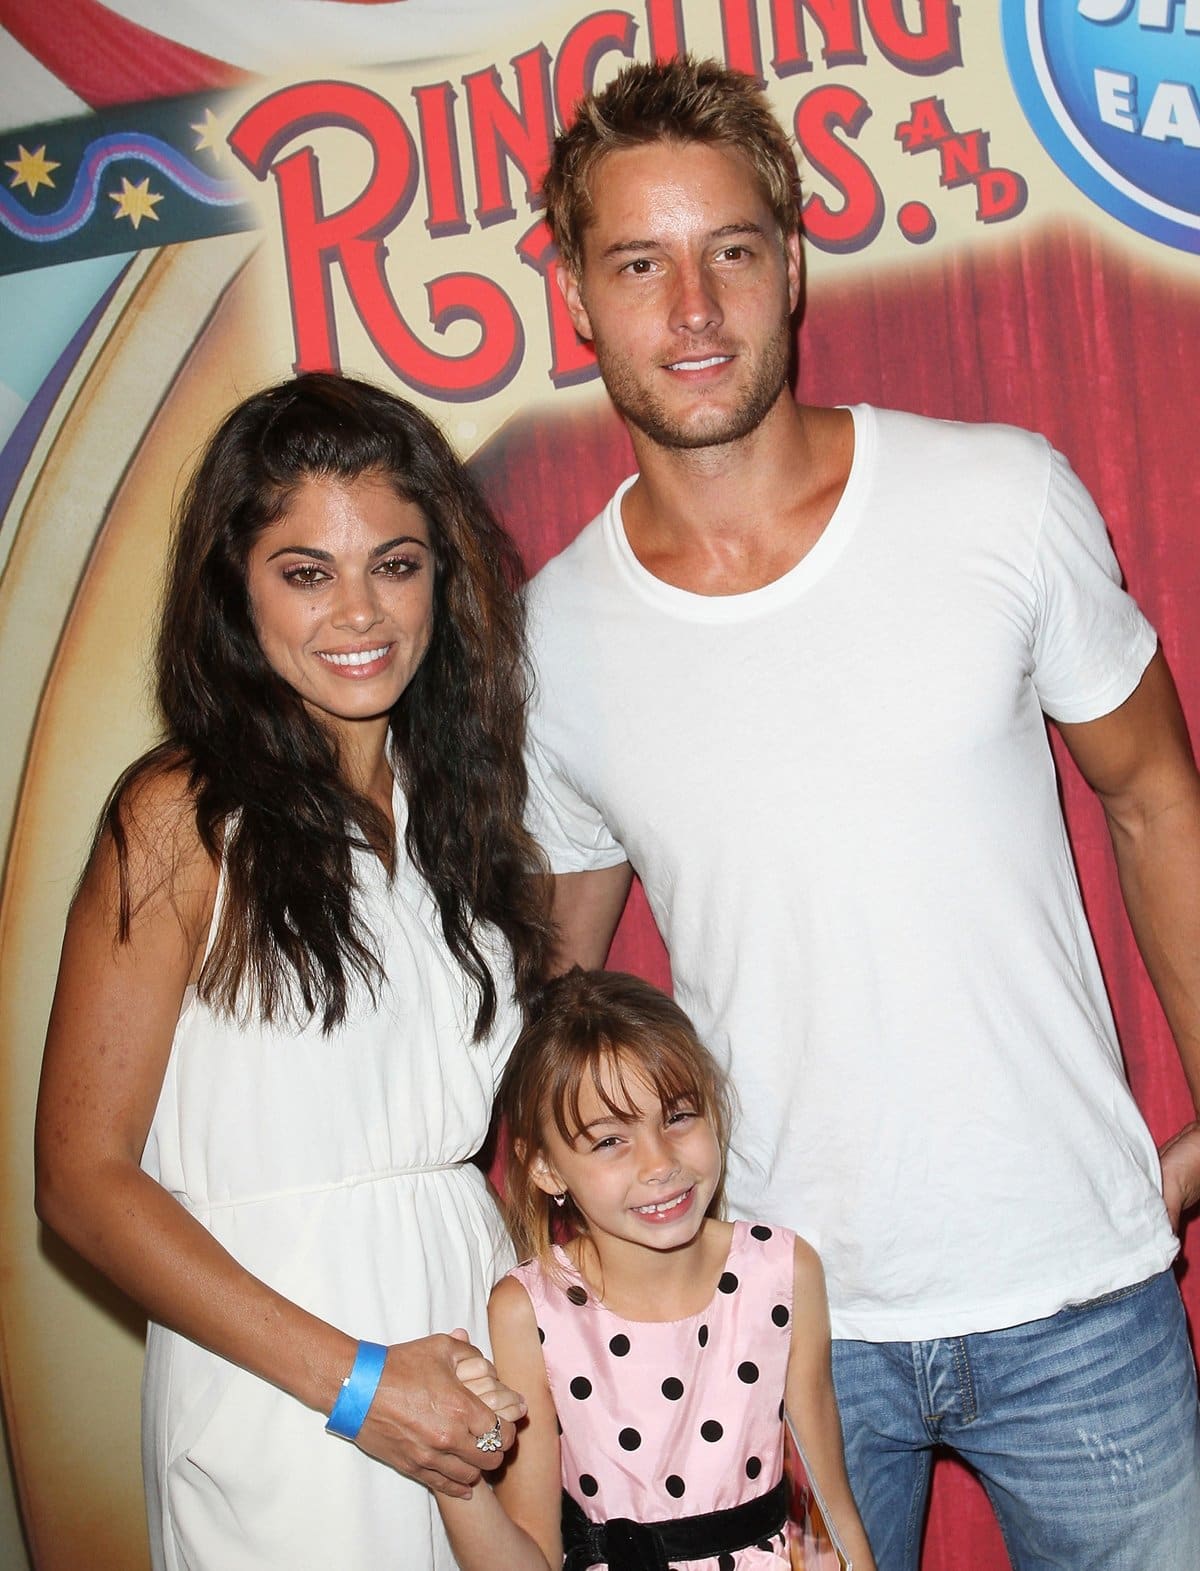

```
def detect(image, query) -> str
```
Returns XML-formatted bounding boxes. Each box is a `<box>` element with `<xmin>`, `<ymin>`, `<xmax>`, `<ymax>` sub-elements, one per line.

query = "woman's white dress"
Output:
<box><xmin>140</xmin><ymin>788</ymin><xmax>520</xmax><ymax>1570</ymax></box>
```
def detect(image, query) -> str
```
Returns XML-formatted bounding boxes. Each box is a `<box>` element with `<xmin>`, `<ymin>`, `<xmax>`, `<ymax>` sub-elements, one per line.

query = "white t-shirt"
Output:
<box><xmin>525</xmin><ymin>404</ymin><xmax>1178</xmax><ymax>1341</ymax></box>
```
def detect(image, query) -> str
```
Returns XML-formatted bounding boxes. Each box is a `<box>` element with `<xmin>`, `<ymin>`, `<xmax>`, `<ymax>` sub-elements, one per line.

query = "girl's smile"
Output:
<box><xmin>533</xmin><ymin>1052</ymin><xmax>722</xmax><ymax>1260</ymax></box>
<box><xmin>631</xmin><ymin>1185</ymin><xmax>697</xmax><ymax>1220</ymax></box>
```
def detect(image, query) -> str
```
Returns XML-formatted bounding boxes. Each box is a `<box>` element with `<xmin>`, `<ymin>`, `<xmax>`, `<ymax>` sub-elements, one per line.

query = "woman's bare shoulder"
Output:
<box><xmin>83</xmin><ymin>753</ymin><xmax>217</xmax><ymax>946</ymax></box>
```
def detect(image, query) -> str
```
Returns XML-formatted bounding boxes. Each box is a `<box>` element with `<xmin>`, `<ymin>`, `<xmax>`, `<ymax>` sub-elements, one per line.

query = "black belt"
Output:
<box><xmin>561</xmin><ymin>1479</ymin><xmax>787</xmax><ymax>1570</ymax></box>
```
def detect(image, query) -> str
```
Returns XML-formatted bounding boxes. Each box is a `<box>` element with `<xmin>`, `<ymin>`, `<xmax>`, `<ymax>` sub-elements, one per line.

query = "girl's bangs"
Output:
<box><xmin>551</xmin><ymin>1032</ymin><xmax>714</xmax><ymax>1143</ymax></box>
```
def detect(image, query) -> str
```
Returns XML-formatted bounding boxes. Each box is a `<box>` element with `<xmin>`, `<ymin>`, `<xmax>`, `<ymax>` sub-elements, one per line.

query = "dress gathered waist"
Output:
<box><xmin>562</xmin><ymin>1481</ymin><xmax>788</xmax><ymax>1570</ymax></box>
<box><xmin>191</xmin><ymin>1160</ymin><xmax>478</xmax><ymax>1213</ymax></box>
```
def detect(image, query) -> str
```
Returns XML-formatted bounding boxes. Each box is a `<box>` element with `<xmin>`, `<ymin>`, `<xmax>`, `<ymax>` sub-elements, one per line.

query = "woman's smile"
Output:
<box><xmin>314</xmin><ymin>641</ymin><xmax>397</xmax><ymax>676</ymax></box>
<box><xmin>245</xmin><ymin>471</ymin><xmax>435</xmax><ymax>746</ymax></box>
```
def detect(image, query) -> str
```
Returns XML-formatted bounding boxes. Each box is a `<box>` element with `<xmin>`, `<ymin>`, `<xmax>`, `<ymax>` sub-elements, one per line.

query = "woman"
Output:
<box><xmin>35</xmin><ymin>373</ymin><xmax>550</xmax><ymax>1570</ymax></box>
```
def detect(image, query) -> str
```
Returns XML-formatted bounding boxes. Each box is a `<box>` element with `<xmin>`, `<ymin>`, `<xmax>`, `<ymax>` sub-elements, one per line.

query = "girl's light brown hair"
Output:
<box><xmin>497</xmin><ymin>968</ymin><xmax>733</xmax><ymax>1269</ymax></box>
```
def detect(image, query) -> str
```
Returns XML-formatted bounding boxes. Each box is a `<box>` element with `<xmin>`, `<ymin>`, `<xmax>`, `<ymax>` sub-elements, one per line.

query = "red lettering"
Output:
<box><xmin>895</xmin><ymin>96</ymin><xmax>955</xmax><ymax>153</ymax></box>
<box><xmin>230</xmin><ymin>82</ymin><xmax>523</xmax><ymax>396</ymax></box>
<box><xmin>893</xmin><ymin>96</ymin><xmax>1028</xmax><ymax>228</ymax></box>
<box><xmin>395</xmin><ymin>272</ymin><xmax>525</xmax><ymax>399</ymax></box>
<box><xmin>464</xmin><ymin>46</ymin><xmax>554</xmax><ymax>226</ymax></box>
<box><xmin>412</xmin><ymin>81</ymin><xmax>468</xmax><ymax>238</ymax></box>
<box><xmin>517</xmin><ymin>218</ymin><xmax>599</xmax><ymax>389</ymax></box>
<box><xmin>554</xmin><ymin>11</ymin><xmax>637</xmax><ymax>132</ymax></box>
<box><xmin>720</xmin><ymin>0</ymin><xmax>765</xmax><ymax>80</ymax></box>
<box><xmin>770</xmin><ymin>0</ymin><xmax>866</xmax><ymax>77</ymax></box>
<box><xmin>939</xmin><ymin>130</ymin><xmax>990</xmax><ymax>187</ymax></box>
<box><xmin>863</xmin><ymin>0</ymin><xmax>962</xmax><ymax>74</ymax></box>
<box><xmin>975</xmin><ymin>168</ymin><xmax>1028</xmax><ymax>223</ymax></box>
<box><xmin>645</xmin><ymin>0</ymin><xmax>687</xmax><ymax>61</ymax></box>
<box><xmin>794</xmin><ymin>83</ymin><xmax>883</xmax><ymax>252</ymax></box>
<box><xmin>230</xmin><ymin>81</ymin><xmax>420</xmax><ymax>371</ymax></box>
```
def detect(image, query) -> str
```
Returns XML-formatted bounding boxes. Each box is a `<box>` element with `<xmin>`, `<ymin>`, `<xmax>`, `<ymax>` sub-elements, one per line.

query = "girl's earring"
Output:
<box><xmin>552</xmin><ymin>1191</ymin><xmax>567</xmax><ymax>1208</ymax></box>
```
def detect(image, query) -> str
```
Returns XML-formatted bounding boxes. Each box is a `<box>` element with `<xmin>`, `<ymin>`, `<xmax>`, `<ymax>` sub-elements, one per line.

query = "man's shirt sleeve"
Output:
<box><xmin>524</xmin><ymin>725</ymin><xmax>628</xmax><ymax>874</ymax></box>
<box><xmin>1030</xmin><ymin>446</ymin><xmax>1157</xmax><ymax>724</ymax></box>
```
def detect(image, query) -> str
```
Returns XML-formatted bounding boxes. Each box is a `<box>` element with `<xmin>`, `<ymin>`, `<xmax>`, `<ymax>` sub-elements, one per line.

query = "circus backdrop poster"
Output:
<box><xmin>1</xmin><ymin>4</ymin><xmax>1198</xmax><ymax>1569</ymax></box>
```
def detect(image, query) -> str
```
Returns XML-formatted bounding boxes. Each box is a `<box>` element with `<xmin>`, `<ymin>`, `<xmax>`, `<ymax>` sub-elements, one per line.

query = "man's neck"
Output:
<box><xmin>620</xmin><ymin>399</ymin><xmax>854</xmax><ymax>596</ymax></box>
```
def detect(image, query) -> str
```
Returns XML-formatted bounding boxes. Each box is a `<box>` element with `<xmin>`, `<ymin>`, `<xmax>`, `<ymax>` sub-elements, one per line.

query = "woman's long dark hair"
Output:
<box><xmin>103</xmin><ymin>372</ymin><xmax>550</xmax><ymax>1035</ymax></box>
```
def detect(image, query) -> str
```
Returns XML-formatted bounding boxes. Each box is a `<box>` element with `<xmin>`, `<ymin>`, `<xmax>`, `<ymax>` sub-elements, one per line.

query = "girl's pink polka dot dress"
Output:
<box><xmin>510</xmin><ymin>1220</ymin><xmax>796</xmax><ymax>1569</ymax></box>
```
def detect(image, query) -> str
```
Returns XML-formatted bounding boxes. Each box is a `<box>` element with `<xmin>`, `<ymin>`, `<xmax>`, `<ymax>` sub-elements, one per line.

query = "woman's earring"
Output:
<box><xmin>552</xmin><ymin>1191</ymin><xmax>567</xmax><ymax>1208</ymax></box>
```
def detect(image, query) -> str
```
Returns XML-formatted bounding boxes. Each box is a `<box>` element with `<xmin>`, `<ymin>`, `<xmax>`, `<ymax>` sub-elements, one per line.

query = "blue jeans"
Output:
<box><xmin>831</xmin><ymin>1270</ymin><xmax>1200</xmax><ymax>1571</ymax></box>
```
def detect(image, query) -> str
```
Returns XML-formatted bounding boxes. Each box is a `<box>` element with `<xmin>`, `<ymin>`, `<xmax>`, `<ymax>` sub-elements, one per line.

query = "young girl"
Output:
<box><xmin>440</xmin><ymin>968</ymin><xmax>875</xmax><ymax>1571</ymax></box>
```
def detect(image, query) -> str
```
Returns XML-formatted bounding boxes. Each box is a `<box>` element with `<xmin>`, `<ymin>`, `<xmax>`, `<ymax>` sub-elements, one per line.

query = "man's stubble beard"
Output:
<box><xmin>592</xmin><ymin>316</ymin><xmax>794</xmax><ymax>453</ymax></box>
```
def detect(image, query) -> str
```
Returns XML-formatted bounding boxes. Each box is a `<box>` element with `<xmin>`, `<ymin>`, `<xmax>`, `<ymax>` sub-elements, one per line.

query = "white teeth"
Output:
<box><xmin>318</xmin><ymin>646</ymin><xmax>389</xmax><ymax>667</ymax></box>
<box><xmin>670</xmin><ymin>355</ymin><xmax>728</xmax><ymax>371</ymax></box>
<box><xmin>634</xmin><ymin>1191</ymin><xmax>689</xmax><ymax>1215</ymax></box>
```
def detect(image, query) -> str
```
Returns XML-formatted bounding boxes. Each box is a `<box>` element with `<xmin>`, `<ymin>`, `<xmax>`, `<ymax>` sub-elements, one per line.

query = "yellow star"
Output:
<box><xmin>190</xmin><ymin>107</ymin><xmax>225</xmax><ymax>161</ymax></box>
<box><xmin>110</xmin><ymin>176</ymin><xmax>163</xmax><ymax>230</ymax></box>
<box><xmin>6</xmin><ymin>144</ymin><xmax>60</xmax><ymax>196</ymax></box>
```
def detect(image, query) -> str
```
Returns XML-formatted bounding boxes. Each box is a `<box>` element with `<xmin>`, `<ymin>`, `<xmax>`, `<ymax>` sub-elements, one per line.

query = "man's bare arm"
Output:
<box><xmin>548</xmin><ymin>863</ymin><xmax>634</xmax><ymax>973</ymax></box>
<box><xmin>1057</xmin><ymin>648</ymin><xmax>1200</xmax><ymax>1225</ymax></box>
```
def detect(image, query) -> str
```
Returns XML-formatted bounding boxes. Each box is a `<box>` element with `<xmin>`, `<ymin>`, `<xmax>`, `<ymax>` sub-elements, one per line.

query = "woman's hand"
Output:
<box><xmin>352</xmin><ymin>1333</ymin><xmax>523</xmax><ymax>1496</ymax></box>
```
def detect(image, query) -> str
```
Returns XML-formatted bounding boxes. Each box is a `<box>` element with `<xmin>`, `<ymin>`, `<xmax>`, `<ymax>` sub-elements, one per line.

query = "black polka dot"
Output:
<box><xmin>579</xmin><ymin>1473</ymin><xmax>598</xmax><ymax>1497</ymax></box>
<box><xmin>697</xmin><ymin>1324</ymin><xmax>709</xmax><ymax>1348</ymax></box>
<box><xmin>700</xmin><ymin>1419</ymin><xmax>723</xmax><ymax>1443</ymax></box>
<box><xmin>779</xmin><ymin>1399</ymin><xmax>786</xmax><ymax>1420</ymax></box>
<box><xmin>661</xmin><ymin>1377</ymin><xmax>684</xmax><ymax>1401</ymax></box>
<box><xmin>719</xmin><ymin>1556</ymin><xmax>735</xmax><ymax>1571</ymax></box>
<box><xmin>718</xmin><ymin>1272</ymin><xmax>739</xmax><ymax>1294</ymax></box>
<box><xmin>737</xmin><ymin>1361</ymin><xmax>759</xmax><ymax>1384</ymax></box>
<box><xmin>665</xmin><ymin>1475</ymin><xmax>685</xmax><ymax>1499</ymax></box>
<box><xmin>609</xmin><ymin>1334</ymin><xmax>630</xmax><ymax>1357</ymax></box>
<box><xmin>751</xmin><ymin>1224</ymin><xmax>773</xmax><ymax>1240</ymax></box>
<box><xmin>618</xmin><ymin>1427</ymin><xmax>642</xmax><ymax>1451</ymax></box>
<box><xmin>569</xmin><ymin>1376</ymin><xmax>592</xmax><ymax>1400</ymax></box>
<box><xmin>567</xmin><ymin>1285</ymin><xmax>588</xmax><ymax>1306</ymax></box>
<box><xmin>771</xmin><ymin>1303</ymin><xmax>789</xmax><ymax>1327</ymax></box>
<box><xmin>537</xmin><ymin>1326</ymin><xmax>545</xmax><ymax>1344</ymax></box>
<box><xmin>745</xmin><ymin>1455</ymin><xmax>762</xmax><ymax>1479</ymax></box>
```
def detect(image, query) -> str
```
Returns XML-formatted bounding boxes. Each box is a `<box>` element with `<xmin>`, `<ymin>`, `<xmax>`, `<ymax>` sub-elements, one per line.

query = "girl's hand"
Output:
<box><xmin>449</xmin><ymin>1326</ymin><xmax>528</xmax><ymax>1421</ymax></box>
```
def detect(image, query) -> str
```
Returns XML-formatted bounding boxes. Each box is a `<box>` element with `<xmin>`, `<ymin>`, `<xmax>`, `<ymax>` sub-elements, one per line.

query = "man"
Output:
<box><xmin>524</xmin><ymin>55</ymin><xmax>1200</xmax><ymax>1571</ymax></box>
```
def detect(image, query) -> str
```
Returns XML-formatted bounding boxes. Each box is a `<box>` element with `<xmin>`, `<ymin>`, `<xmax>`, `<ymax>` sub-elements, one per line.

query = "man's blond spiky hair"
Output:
<box><xmin>543</xmin><ymin>54</ymin><xmax>802</xmax><ymax>275</ymax></box>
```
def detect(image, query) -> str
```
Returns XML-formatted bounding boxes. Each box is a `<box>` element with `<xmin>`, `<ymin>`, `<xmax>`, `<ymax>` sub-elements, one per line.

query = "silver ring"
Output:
<box><xmin>474</xmin><ymin>1417</ymin><xmax>503</xmax><ymax>1453</ymax></box>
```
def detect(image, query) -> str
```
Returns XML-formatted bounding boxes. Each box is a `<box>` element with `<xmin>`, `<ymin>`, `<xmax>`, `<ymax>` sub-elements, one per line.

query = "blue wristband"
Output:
<box><xmin>325</xmin><ymin>1341</ymin><xmax>388</xmax><ymax>1440</ymax></box>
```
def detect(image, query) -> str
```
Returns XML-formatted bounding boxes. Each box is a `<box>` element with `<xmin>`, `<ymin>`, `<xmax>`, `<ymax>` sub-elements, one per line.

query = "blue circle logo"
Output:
<box><xmin>1002</xmin><ymin>0</ymin><xmax>1200</xmax><ymax>252</ymax></box>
